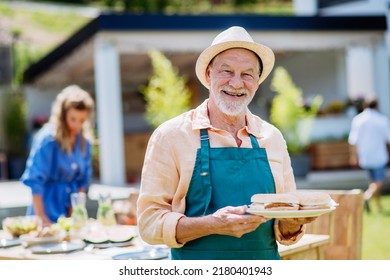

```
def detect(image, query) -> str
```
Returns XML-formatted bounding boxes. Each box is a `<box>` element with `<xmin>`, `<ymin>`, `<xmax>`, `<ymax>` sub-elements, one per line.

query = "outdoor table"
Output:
<box><xmin>0</xmin><ymin>227</ymin><xmax>144</xmax><ymax>260</ymax></box>
<box><xmin>278</xmin><ymin>234</ymin><xmax>330</xmax><ymax>260</ymax></box>
<box><xmin>1</xmin><ymin>229</ymin><xmax>328</xmax><ymax>260</ymax></box>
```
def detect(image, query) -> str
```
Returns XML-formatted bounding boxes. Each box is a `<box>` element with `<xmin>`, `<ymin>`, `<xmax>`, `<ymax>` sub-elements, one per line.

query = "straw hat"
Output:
<box><xmin>195</xmin><ymin>26</ymin><xmax>275</xmax><ymax>89</ymax></box>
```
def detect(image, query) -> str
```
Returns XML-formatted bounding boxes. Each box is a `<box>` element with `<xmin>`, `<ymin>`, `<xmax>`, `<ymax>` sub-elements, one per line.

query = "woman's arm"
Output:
<box><xmin>32</xmin><ymin>194</ymin><xmax>52</xmax><ymax>226</ymax></box>
<box><xmin>77</xmin><ymin>140</ymin><xmax>92</xmax><ymax>192</ymax></box>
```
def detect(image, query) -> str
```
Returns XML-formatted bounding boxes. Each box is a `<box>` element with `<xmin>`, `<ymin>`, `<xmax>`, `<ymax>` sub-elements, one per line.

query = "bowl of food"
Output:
<box><xmin>2</xmin><ymin>216</ymin><xmax>42</xmax><ymax>238</ymax></box>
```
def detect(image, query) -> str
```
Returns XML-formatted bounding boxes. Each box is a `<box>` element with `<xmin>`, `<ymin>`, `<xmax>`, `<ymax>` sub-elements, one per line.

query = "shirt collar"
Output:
<box><xmin>364</xmin><ymin>108</ymin><xmax>377</xmax><ymax>113</ymax></box>
<box><xmin>191</xmin><ymin>99</ymin><xmax>263</xmax><ymax>138</ymax></box>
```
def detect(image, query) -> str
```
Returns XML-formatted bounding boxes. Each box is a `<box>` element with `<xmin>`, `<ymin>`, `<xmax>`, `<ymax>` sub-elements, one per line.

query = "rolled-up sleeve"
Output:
<box><xmin>137</xmin><ymin>128</ymin><xmax>186</xmax><ymax>248</ymax></box>
<box><xmin>267</xmin><ymin>129</ymin><xmax>305</xmax><ymax>245</ymax></box>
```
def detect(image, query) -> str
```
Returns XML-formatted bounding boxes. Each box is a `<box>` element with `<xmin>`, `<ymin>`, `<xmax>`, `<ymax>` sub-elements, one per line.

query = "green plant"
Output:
<box><xmin>13</xmin><ymin>42</ymin><xmax>46</xmax><ymax>86</ymax></box>
<box><xmin>2</xmin><ymin>88</ymin><xmax>27</xmax><ymax>157</ymax></box>
<box><xmin>141</xmin><ymin>50</ymin><xmax>191</xmax><ymax>128</ymax></box>
<box><xmin>270</xmin><ymin>66</ymin><xmax>323</xmax><ymax>155</ymax></box>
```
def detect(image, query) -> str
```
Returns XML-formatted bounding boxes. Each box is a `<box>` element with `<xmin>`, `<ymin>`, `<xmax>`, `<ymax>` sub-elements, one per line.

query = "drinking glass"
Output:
<box><xmin>71</xmin><ymin>192</ymin><xmax>89</xmax><ymax>230</ymax></box>
<box><xmin>97</xmin><ymin>193</ymin><xmax>117</xmax><ymax>226</ymax></box>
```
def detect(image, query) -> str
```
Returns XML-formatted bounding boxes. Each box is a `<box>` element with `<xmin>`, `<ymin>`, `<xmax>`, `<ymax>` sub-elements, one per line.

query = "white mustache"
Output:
<box><xmin>220</xmin><ymin>86</ymin><xmax>249</xmax><ymax>96</ymax></box>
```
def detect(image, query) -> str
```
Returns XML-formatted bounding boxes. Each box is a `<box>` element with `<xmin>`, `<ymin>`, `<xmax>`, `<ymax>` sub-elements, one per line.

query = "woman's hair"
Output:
<box><xmin>49</xmin><ymin>85</ymin><xmax>95</xmax><ymax>154</ymax></box>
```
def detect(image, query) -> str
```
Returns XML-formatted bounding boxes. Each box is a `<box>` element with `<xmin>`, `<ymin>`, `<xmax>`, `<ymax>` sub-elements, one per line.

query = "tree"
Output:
<box><xmin>141</xmin><ymin>50</ymin><xmax>191</xmax><ymax>128</ymax></box>
<box><xmin>27</xmin><ymin>0</ymin><xmax>293</xmax><ymax>14</ymax></box>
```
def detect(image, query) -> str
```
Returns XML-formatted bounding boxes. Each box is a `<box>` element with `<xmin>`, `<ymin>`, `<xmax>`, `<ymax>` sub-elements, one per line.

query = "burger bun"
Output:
<box><xmin>290</xmin><ymin>191</ymin><xmax>333</xmax><ymax>210</ymax></box>
<box><xmin>250</xmin><ymin>193</ymin><xmax>299</xmax><ymax>211</ymax></box>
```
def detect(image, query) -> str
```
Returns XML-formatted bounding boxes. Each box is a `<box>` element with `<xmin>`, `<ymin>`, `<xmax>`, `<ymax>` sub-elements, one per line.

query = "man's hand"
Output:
<box><xmin>176</xmin><ymin>205</ymin><xmax>269</xmax><ymax>244</ymax></box>
<box><xmin>277</xmin><ymin>216</ymin><xmax>317</xmax><ymax>238</ymax></box>
<box><xmin>211</xmin><ymin>205</ymin><xmax>270</xmax><ymax>238</ymax></box>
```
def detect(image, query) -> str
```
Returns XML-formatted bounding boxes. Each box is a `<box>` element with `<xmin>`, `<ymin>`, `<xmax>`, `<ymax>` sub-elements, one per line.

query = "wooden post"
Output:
<box><xmin>305</xmin><ymin>189</ymin><xmax>364</xmax><ymax>259</ymax></box>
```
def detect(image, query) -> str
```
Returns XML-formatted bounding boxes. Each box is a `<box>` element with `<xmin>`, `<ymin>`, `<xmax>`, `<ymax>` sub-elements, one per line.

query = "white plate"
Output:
<box><xmin>247</xmin><ymin>207</ymin><xmax>336</xmax><ymax>218</ymax></box>
<box><xmin>112</xmin><ymin>248</ymin><xmax>170</xmax><ymax>260</ymax></box>
<box><xmin>29</xmin><ymin>241</ymin><xmax>86</xmax><ymax>254</ymax></box>
<box><xmin>0</xmin><ymin>238</ymin><xmax>21</xmax><ymax>248</ymax></box>
<box><xmin>20</xmin><ymin>234</ymin><xmax>61</xmax><ymax>247</ymax></box>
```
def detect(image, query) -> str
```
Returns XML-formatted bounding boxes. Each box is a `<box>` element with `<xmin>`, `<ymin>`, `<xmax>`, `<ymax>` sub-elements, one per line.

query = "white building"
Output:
<box><xmin>294</xmin><ymin>0</ymin><xmax>390</xmax><ymax>115</ymax></box>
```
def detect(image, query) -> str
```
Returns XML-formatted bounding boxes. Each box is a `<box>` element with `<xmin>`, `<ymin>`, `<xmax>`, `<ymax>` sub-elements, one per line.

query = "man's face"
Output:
<box><xmin>206</xmin><ymin>48</ymin><xmax>260</xmax><ymax>117</ymax></box>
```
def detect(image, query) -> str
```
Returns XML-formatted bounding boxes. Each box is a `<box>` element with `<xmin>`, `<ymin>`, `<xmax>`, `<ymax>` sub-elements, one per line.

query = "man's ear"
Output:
<box><xmin>205</xmin><ymin>66</ymin><xmax>211</xmax><ymax>85</ymax></box>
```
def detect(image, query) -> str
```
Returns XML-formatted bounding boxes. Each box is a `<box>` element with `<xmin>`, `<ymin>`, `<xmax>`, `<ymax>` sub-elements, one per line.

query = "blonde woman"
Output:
<box><xmin>21</xmin><ymin>85</ymin><xmax>95</xmax><ymax>225</ymax></box>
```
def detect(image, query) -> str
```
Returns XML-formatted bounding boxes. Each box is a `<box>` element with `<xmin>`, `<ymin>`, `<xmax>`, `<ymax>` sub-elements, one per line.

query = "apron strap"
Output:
<box><xmin>200</xmin><ymin>129</ymin><xmax>212</xmax><ymax>214</ymax></box>
<box><xmin>249</xmin><ymin>134</ymin><xmax>260</xmax><ymax>148</ymax></box>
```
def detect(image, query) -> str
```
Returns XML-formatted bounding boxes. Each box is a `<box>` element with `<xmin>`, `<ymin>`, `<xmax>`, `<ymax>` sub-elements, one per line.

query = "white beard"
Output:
<box><xmin>215</xmin><ymin>87</ymin><xmax>253</xmax><ymax>116</ymax></box>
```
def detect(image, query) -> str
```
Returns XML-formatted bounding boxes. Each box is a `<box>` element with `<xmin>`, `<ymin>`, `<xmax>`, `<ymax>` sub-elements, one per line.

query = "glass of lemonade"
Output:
<box><xmin>97</xmin><ymin>193</ymin><xmax>117</xmax><ymax>226</ymax></box>
<box><xmin>71</xmin><ymin>192</ymin><xmax>89</xmax><ymax>230</ymax></box>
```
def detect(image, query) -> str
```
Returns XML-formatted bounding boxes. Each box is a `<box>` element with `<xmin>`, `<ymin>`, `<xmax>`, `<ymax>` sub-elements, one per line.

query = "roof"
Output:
<box><xmin>23</xmin><ymin>13</ymin><xmax>387</xmax><ymax>84</ymax></box>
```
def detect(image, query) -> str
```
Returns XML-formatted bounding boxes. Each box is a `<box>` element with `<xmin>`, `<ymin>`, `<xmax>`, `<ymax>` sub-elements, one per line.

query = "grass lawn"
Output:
<box><xmin>361</xmin><ymin>194</ymin><xmax>390</xmax><ymax>259</ymax></box>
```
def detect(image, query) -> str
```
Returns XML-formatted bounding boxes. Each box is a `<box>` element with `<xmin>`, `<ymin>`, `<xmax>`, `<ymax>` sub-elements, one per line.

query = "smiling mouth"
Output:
<box><xmin>223</xmin><ymin>90</ymin><xmax>246</xmax><ymax>97</ymax></box>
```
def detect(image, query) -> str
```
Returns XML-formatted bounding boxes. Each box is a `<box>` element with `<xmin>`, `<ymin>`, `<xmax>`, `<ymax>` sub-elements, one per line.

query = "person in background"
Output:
<box><xmin>21</xmin><ymin>85</ymin><xmax>95</xmax><ymax>225</ymax></box>
<box><xmin>137</xmin><ymin>26</ymin><xmax>316</xmax><ymax>260</ymax></box>
<box><xmin>349</xmin><ymin>98</ymin><xmax>390</xmax><ymax>212</ymax></box>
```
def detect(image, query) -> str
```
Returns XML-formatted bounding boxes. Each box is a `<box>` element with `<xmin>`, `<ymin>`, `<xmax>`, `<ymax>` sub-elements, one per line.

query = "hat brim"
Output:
<box><xmin>195</xmin><ymin>40</ymin><xmax>275</xmax><ymax>89</ymax></box>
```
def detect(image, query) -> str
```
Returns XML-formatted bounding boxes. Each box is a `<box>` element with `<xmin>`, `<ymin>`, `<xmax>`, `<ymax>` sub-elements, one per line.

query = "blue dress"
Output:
<box><xmin>20</xmin><ymin>124</ymin><xmax>92</xmax><ymax>223</ymax></box>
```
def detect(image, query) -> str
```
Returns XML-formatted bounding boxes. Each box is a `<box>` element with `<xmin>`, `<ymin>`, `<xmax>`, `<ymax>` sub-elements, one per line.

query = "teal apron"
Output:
<box><xmin>171</xmin><ymin>129</ymin><xmax>280</xmax><ymax>260</ymax></box>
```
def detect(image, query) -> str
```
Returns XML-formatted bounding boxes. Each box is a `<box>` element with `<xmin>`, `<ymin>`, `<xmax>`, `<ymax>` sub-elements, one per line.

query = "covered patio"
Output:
<box><xmin>23</xmin><ymin>13</ymin><xmax>389</xmax><ymax>186</ymax></box>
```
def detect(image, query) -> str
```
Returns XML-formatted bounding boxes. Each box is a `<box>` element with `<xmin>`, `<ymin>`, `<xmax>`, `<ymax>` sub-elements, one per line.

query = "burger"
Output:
<box><xmin>250</xmin><ymin>193</ymin><xmax>300</xmax><ymax>211</ymax></box>
<box><xmin>291</xmin><ymin>191</ymin><xmax>333</xmax><ymax>210</ymax></box>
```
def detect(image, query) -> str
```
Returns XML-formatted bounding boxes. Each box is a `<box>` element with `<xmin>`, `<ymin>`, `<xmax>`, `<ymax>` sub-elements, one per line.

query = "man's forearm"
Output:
<box><xmin>176</xmin><ymin>215</ymin><xmax>214</xmax><ymax>244</ymax></box>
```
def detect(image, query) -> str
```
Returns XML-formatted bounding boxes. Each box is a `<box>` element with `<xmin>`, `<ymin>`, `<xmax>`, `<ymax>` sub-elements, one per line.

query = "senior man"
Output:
<box><xmin>137</xmin><ymin>26</ymin><xmax>315</xmax><ymax>260</ymax></box>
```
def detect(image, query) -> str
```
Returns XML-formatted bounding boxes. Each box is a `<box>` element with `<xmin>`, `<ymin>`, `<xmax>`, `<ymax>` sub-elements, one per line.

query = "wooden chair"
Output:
<box><xmin>112</xmin><ymin>188</ymin><xmax>139</xmax><ymax>225</ymax></box>
<box><xmin>304</xmin><ymin>189</ymin><xmax>364</xmax><ymax>260</ymax></box>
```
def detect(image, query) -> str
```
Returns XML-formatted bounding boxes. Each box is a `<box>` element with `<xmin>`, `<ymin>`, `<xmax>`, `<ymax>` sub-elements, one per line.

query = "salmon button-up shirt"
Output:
<box><xmin>137</xmin><ymin>99</ymin><xmax>304</xmax><ymax>248</ymax></box>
